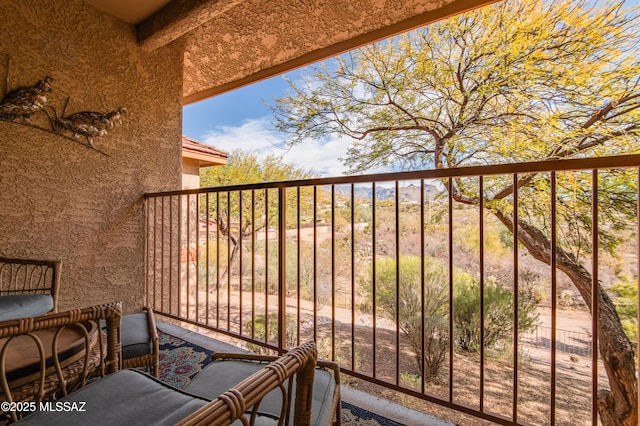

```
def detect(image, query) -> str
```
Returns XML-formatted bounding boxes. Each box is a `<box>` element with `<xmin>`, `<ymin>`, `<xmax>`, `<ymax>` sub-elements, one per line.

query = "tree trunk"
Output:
<box><xmin>495</xmin><ymin>211</ymin><xmax>637</xmax><ymax>425</ymax></box>
<box><xmin>220</xmin><ymin>237</ymin><xmax>240</xmax><ymax>282</ymax></box>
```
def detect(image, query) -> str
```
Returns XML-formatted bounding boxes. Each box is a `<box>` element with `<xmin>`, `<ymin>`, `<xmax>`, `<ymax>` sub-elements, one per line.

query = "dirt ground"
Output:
<box><xmin>318</xmin><ymin>305</ymin><xmax>605</xmax><ymax>425</ymax></box>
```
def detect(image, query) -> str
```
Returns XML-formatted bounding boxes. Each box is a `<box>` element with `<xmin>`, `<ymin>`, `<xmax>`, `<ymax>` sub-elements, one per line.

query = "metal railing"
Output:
<box><xmin>524</xmin><ymin>325</ymin><xmax>592</xmax><ymax>357</ymax></box>
<box><xmin>144</xmin><ymin>154</ymin><xmax>640</xmax><ymax>425</ymax></box>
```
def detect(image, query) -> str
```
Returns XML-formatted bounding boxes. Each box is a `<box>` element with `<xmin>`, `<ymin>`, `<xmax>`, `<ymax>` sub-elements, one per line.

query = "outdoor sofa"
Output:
<box><xmin>0</xmin><ymin>302</ymin><xmax>341</xmax><ymax>425</ymax></box>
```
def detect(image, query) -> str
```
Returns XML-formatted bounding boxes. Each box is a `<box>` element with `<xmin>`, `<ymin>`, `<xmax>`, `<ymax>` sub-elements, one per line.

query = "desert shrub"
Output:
<box><xmin>244</xmin><ymin>314</ymin><xmax>297</xmax><ymax>354</ymax></box>
<box><xmin>610</xmin><ymin>279</ymin><xmax>638</xmax><ymax>348</ymax></box>
<box><xmin>364</xmin><ymin>256</ymin><xmax>453</xmax><ymax>382</ymax></box>
<box><xmin>361</xmin><ymin>255</ymin><xmax>539</xmax><ymax>380</ymax></box>
<box><xmin>453</xmin><ymin>276</ymin><xmax>538</xmax><ymax>353</ymax></box>
<box><xmin>316</xmin><ymin>336</ymin><xmax>362</xmax><ymax>384</ymax></box>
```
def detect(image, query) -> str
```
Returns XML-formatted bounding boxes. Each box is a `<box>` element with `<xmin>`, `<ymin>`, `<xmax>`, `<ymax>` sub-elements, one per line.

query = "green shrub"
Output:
<box><xmin>244</xmin><ymin>314</ymin><xmax>297</xmax><ymax>354</ymax></box>
<box><xmin>363</xmin><ymin>255</ymin><xmax>539</xmax><ymax>383</ymax></box>
<box><xmin>365</xmin><ymin>256</ymin><xmax>453</xmax><ymax>382</ymax></box>
<box><xmin>610</xmin><ymin>280</ymin><xmax>638</xmax><ymax>348</ymax></box>
<box><xmin>453</xmin><ymin>276</ymin><xmax>538</xmax><ymax>353</ymax></box>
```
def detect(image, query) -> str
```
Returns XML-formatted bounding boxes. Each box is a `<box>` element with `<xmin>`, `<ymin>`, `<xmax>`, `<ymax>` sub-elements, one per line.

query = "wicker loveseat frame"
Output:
<box><xmin>0</xmin><ymin>303</ymin><xmax>329</xmax><ymax>426</ymax></box>
<box><xmin>0</xmin><ymin>302</ymin><xmax>122</xmax><ymax>423</ymax></box>
<box><xmin>0</xmin><ymin>257</ymin><xmax>62</xmax><ymax>321</ymax></box>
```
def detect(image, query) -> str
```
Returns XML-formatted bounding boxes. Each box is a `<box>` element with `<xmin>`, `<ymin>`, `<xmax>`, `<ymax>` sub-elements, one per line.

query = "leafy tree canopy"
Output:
<box><xmin>272</xmin><ymin>0</ymin><xmax>639</xmax><ymax>172</ymax></box>
<box><xmin>201</xmin><ymin>150</ymin><xmax>312</xmax><ymax>187</ymax></box>
<box><xmin>198</xmin><ymin>150</ymin><xmax>314</xmax><ymax>279</ymax></box>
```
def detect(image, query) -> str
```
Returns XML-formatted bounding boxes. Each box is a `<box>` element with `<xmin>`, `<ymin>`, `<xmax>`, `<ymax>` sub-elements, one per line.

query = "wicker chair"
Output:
<box><xmin>0</xmin><ymin>257</ymin><xmax>62</xmax><ymax>321</ymax></box>
<box><xmin>184</xmin><ymin>351</ymin><xmax>342</xmax><ymax>426</ymax></box>
<box><xmin>13</xmin><ymin>340</ymin><xmax>320</xmax><ymax>426</ymax></box>
<box><xmin>0</xmin><ymin>302</ymin><xmax>122</xmax><ymax>423</ymax></box>
<box><xmin>177</xmin><ymin>341</ymin><xmax>320</xmax><ymax>426</ymax></box>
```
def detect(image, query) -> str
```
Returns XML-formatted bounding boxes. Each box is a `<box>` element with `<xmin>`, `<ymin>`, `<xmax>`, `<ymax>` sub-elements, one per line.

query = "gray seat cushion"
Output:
<box><xmin>99</xmin><ymin>312</ymin><xmax>154</xmax><ymax>359</ymax></box>
<box><xmin>184</xmin><ymin>359</ymin><xmax>336</xmax><ymax>426</ymax></box>
<box><xmin>16</xmin><ymin>369</ymin><xmax>209</xmax><ymax>426</ymax></box>
<box><xmin>0</xmin><ymin>294</ymin><xmax>53</xmax><ymax>321</ymax></box>
<box><xmin>120</xmin><ymin>312</ymin><xmax>153</xmax><ymax>359</ymax></box>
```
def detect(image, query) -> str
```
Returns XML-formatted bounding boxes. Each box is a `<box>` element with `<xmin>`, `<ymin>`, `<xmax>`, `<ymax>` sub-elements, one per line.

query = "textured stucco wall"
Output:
<box><xmin>0</xmin><ymin>0</ymin><xmax>184</xmax><ymax>313</ymax></box>
<box><xmin>182</xmin><ymin>158</ymin><xmax>200</xmax><ymax>189</ymax></box>
<box><xmin>181</xmin><ymin>0</ymin><xmax>490</xmax><ymax>102</ymax></box>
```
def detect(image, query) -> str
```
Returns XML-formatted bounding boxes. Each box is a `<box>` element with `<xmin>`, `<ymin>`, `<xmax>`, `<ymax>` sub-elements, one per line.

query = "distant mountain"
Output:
<box><xmin>333</xmin><ymin>182</ymin><xmax>441</xmax><ymax>203</ymax></box>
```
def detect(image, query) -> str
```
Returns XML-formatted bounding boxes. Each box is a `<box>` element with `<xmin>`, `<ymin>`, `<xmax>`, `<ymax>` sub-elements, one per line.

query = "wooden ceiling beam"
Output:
<box><xmin>137</xmin><ymin>0</ymin><xmax>243</xmax><ymax>51</ymax></box>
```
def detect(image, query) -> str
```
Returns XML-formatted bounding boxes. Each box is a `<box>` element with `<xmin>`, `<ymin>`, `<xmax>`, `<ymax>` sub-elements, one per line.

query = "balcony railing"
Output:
<box><xmin>144</xmin><ymin>154</ymin><xmax>640</xmax><ymax>425</ymax></box>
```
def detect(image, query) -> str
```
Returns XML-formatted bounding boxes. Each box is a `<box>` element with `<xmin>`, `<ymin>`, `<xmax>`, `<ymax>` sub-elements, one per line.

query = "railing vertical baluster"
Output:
<box><xmin>395</xmin><ymin>180</ymin><xmax>400</xmax><ymax>386</ymax></box>
<box><xmin>239</xmin><ymin>191</ymin><xmax>243</xmax><ymax>336</ymax></box>
<box><xmin>313</xmin><ymin>185</ymin><xmax>318</xmax><ymax>342</ymax></box>
<box><xmin>351</xmin><ymin>183</ymin><xmax>356</xmax><ymax>373</ymax></box>
<box><xmin>216</xmin><ymin>192</ymin><xmax>220</xmax><ymax>328</ymax></box>
<box><xmin>591</xmin><ymin>170</ymin><xmax>599</xmax><ymax>426</ymax></box>
<box><xmin>278</xmin><ymin>186</ymin><xmax>287</xmax><ymax>353</ymax></box>
<box><xmin>372</xmin><ymin>181</ymin><xmax>377</xmax><ymax>379</ymax></box>
<box><xmin>161</xmin><ymin>196</ymin><xmax>165</xmax><ymax>313</ymax></box>
<box><xmin>513</xmin><ymin>173</ymin><xmax>519</xmax><ymax>423</ymax></box>
<box><xmin>420</xmin><ymin>178</ymin><xmax>425</xmax><ymax>395</ymax></box>
<box><xmin>154</xmin><ymin>197</ymin><xmax>158</xmax><ymax>309</ymax></box>
<box><xmin>251</xmin><ymin>190</ymin><xmax>256</xmax><ymax>341</ymax></box>
<box><xmin>144</xmin><ymin>198</ymin><xmax>151</xmax><ymax>307</ymax></box>
<box><xmin>265</xmin><ymin>189</ymin><xmax>269</xmax><ymax>346</ymax></box>
<box><xmin>448</xmin><ymin>178</ymin><xmax>454</xmax><ymax>403</ymax></box>
<box><xmin>178</xmin><ymin>194</ymin><xmax>182</xmax><ymax>317</ymax></box>
<box><xmin>206</xmin><ymin>193</ymin><xmax>210</xmax><ymax>327</ymax></box>
<box><xmin>551</xmin><ymin>171</ymin><xmax>557</xmax><ymax>425</ymax></box>
<box><xmin>227</xmin><ymin>191</ymin><xmax>231</xmax><ymax>332</ymax></box>
<box><xmin>186</xmin><ymin>193</ymin><xmax>191</xmax><ymax>321</ymax></box>
<box><xmin>297</xmin><ymin>187</ymin><xmax>301</xmax><ymax>347</ymax></box>
<box><xmin>195</xmin><ymin>194</ymin><xmax>200</xmax><ymax>324</ymax></box>
<box><xmin>331</xmin><ymin>184</ymin><xmax>336</xmax><ymax>361</ymax></box>
<box><xmin>169</xmin><ymin>195</ymin><xmax>173</xmax><ymax>315</ymax></box>
<box><xmin>479</xmin><ymin>176</ymin><xmax>485</xmax><ymax>412</ymax></box>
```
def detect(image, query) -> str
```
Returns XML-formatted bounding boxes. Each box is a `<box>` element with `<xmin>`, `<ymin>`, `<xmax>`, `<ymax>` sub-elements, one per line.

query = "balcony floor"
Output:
<box><xmin>156</xmin><ymin>319</ymin><xmax>453</xmax><ymax>426</ymax></box>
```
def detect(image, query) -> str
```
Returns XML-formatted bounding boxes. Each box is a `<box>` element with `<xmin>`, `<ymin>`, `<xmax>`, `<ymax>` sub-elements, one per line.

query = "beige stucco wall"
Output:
<box><xmin>182</xmin><ymin>158</ymin><xmax>201</xmax><ymax>189</ymax></box>
<box><xmin>0</xmin><ymin>0</ymin><xmax>184</xmax><ymax>313</ymax></box>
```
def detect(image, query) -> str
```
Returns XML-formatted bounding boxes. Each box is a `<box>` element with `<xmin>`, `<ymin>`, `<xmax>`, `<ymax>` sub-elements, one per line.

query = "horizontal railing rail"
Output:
<box><xmin>145</xmin><ymin>154</ymin><xmax>640</xmax><ymax>197</ymax></box>
<box><xmin>145</xmin><ymin>154</ymin><xmax>640</xmax><ymax>425</ymax></box>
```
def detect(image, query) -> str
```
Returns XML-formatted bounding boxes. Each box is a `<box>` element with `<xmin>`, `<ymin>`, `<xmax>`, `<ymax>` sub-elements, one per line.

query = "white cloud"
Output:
<box><xmin>202</xmin><ymin>117</ymin><xmax>353</xmax><ymax>177</ymax></box>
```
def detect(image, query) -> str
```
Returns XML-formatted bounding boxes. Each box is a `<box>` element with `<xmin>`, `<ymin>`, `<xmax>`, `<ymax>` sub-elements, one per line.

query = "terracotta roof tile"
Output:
<box><xmin>182</xmin><ymin>135</ymin><xmax>228</xmax><ymax>166</ymax></box>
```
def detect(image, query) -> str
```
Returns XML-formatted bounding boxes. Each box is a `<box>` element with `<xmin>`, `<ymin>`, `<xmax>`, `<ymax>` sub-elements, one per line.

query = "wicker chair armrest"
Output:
<box><xmin>178</xmin><ymin>341</ymin><xmax>318</xmax><ymax>426</ymax></box>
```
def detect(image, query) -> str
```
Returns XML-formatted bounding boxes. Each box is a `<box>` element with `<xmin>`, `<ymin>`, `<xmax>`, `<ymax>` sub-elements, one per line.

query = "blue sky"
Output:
<box><xmin>182</xmin><ymin>66</ymin><xmax>356</xmax><ymax>177</ymax></box>
<box><xmin>183</xmin><ymin>71</ymin><xmax>297</xmax><ymax>135</ymax></box>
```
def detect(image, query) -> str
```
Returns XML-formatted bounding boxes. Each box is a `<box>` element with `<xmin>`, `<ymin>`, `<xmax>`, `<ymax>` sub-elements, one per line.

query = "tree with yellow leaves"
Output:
<box><xmin>271</xmin><ymin>0</ymin><xmax>640</xmax><ymax>423</ymax></box>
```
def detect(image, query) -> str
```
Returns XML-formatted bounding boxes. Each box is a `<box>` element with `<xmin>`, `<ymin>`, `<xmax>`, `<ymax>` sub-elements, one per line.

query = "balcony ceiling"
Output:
<box><xmin>87</xmin><ymin>0</ymin><xmax>496</xmax><ymax>104</ymax></box>
<box><xmin>85</xmin><ymin>0</ymin><xmax>173</xmax><ymax>24</ymax></box>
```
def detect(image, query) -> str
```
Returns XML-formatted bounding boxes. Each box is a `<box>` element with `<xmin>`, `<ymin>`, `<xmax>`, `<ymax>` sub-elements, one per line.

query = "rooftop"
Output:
<box><xmin>182</xmin><ymin>135</ymin><xmax>228</xmax><ymax>167</ymax></box>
